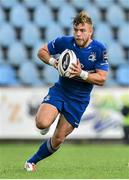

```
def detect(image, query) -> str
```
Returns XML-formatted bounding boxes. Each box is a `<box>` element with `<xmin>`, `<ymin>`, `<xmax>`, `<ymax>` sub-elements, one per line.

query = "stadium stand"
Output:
<box><xmin>0</xmin><ymin>47</ymin><xmax>3</xmax><ymax>61</ymax></box>
<box><xmin>0</xmin><ymin>0</ymin><xmax>17</xmax><ymax>8</ymax></box>
<box><xmin>108</xmin><ymin>41</ymin><xmax>126</xmax><ymax>67</ymax></box>
<box><xmin>86</xmin><ymin>4</ymin><xmax>101</xmax><ymax>27</ymax></box>
<box><xmin>104</xmin><ymin>69</ymin><xmax>118</xmax><ymax>87</ymax></box>
<box><xmin>107</xmin><ymin>4</ymin><xmax>125</xmax><ymax>28</ymax></box>
<box><xmin>0</xmin><ymin>23</ymin><xmax>16</xmax><ymax>47</ymax></box>
<box><xmin>58</xmin><ymin>3</ymin><xmax>76</xmax><ymax>28</ymax></box>
<box><xmin>94</xmin><ymin>22</ymin><xmax>113</xmax><ymax>46</ymax></box>
<box><xmin>23</xmin><ymin>0</ymin><xmax>42</xmax><ymax>9</ymax></box>
<box><xmin>21</xmin><ymin>22</ymin><xmax>40</xmax><ymax>47</ymax></box>
<box><xmin>34</xmin><ymin>4</ymin><xmax>53</xmax><ymax>28</ymax></box>
<box><xmin>47</xmin><ymin>0</ymin><xmax>65</xmax><ymax>9</ymax></box>
<box><xmin>116</xmin><ymin>63</ymin><xmax>129</xmax><ymax>86</ymax></box>
<box><xmin>119</xmin><ymin>0</ymin><xmax>129</xmax><ymax>9</ymax></box>
<box><xmin>10</xmin><ymin>3</ymin><xmax>29</xmax><ymax>28</ymax></box>
<box><xmin>42</xmin><ymin>64</ymin><xmax>59</xmax><ymax>85</ymax></box>
<box><xmin>0</xmin><ymin>64</ymin><xmax>19</xmax><ymax>86</ymax></box>
<box><xmin>118</xmin><ymin>23</ymin><xmax>129</xmax><ymax>47</ymax></box>
<box><xmin>18</xmin><ymin>61</ymin><xmax>42</xmax><ymax>86</ymax></box>
<box><xmin>45</xmin><ymin>22</ymin><xmax>64</xmax><ymax>41</ymax></box>
<box><xmin>8</xmin><ymin>42</ymin><xmax>27</xmax><ymax>67</ymax></box>
<box><xmin>95</xmin><ymin>0</ymin><xmax>114</xmax><ymax>9</ymax></box>
<box><xmin>0</xmin><ymin>0</ymin><xmax>129</xmax><ymax>87</ymax></box>
<box><xmin>0</xmin><ymin>6</ymin><xmax>5</xmax><ymax>24</ymax></box>
<box><xmin>71</xmin><ymin>0</ymin><xmax>90</xmax><ymax>9</ymax></box>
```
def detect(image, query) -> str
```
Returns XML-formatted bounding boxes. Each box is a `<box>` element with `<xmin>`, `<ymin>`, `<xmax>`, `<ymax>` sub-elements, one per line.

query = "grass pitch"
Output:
<box><xmin>0</xmin><ymin>142</ymin><xmax>129</xmax><ymax>179</ymax></box>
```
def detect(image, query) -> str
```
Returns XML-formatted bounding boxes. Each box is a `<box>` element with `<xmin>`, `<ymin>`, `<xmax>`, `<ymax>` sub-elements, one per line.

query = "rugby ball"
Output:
<box><xmin>58</xmin><ymin>49</ymin><xmax>77</xmax><ymax>77</ymax></box>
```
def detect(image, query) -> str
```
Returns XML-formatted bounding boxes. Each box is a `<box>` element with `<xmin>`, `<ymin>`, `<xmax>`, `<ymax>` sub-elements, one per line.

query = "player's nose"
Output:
<box><xmin>76</xmin><ymin>30</ymin><xmax>82</xmax><ymax>36</ymax></box>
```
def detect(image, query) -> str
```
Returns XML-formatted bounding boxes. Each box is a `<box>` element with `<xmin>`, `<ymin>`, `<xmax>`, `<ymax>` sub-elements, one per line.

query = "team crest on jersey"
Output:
<box><xmin>88</xmin><ymin>52</ymin><xmax>96</xmax><ymax>62</ymax></box>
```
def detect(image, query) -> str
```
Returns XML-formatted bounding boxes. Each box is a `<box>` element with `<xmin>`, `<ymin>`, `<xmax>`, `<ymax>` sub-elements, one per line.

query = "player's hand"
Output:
<box><xmin>49</xmin><ymin>57</ymin><xmax>58</xmax><ymax>69</ymax></box>
<box><xmin>54</xmin><ymin>59</ymin><xmax>59</xmax><ymax>69</ymax></box>
<box><xmin>69</xmin><ymin>59</ymin><xmax>82</xmax><ymax>78</ymax></box>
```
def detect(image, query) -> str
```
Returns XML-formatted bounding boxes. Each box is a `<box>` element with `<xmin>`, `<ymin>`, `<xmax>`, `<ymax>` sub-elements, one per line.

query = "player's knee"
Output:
<box><xmin>35</xmin><ymin>116</ymin><xmax>50</xmax><ymax>129</ymax></box>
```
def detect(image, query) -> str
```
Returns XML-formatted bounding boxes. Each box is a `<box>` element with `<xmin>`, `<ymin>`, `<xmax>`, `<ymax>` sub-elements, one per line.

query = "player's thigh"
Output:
<box><xmin>36</xmin><ymin>103</ymin><xmax>59</xmax><ymax>128</ymax></box>
<box><xmin>52</xmin><ymin>114</ymin><xmax>74</xmax><ymax>144</ymax></box>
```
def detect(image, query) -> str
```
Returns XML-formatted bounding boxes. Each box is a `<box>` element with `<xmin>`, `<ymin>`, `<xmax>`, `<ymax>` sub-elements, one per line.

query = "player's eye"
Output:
<box><xmin>74</xmin><ymin>28</ymin><xmax>78</xmax><ymax>32</ymax></box>
<box><xmin>81</xmin><ymin>29</ymin><xmax>86</xmax><ymax>33</ymax></box>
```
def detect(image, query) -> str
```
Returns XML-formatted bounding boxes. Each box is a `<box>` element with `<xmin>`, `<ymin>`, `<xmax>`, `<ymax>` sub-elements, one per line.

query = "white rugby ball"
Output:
<box><xmin>58</xmin><ymin>49</ymin><xmax>77</xmax><ymax>77</ymax></box>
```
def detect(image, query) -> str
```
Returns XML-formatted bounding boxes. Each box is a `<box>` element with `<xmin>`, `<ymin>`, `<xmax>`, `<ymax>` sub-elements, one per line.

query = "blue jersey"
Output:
<box><xmin>48</xmin><ymin>36</ymin><xmax>109</xmax><ymax>102</ymax></box>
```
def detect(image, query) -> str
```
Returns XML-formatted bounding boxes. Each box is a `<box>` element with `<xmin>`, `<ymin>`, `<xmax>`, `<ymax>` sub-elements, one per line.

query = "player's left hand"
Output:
<box><xmin>69</xmin><ymin>59</ymin><xmax>82</xmax><ymax>78</ymax></box>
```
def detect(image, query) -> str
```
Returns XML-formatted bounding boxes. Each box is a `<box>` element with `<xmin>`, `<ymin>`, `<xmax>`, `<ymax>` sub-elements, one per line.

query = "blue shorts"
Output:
<box><xmin>42</xmin><ymin>84</ymin><xmax>89</xmax><ymax>128</ymax></box>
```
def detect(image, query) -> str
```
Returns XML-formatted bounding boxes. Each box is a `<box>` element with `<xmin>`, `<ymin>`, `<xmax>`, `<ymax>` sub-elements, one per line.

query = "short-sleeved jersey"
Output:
<box><xmin>48</xmin><ymin>36</ymin><xmax>109</xmax><ymax>102</ymax></box>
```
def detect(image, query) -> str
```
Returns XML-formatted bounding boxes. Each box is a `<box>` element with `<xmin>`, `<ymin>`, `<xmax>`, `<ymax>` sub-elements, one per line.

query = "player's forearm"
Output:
<box><xmin>85</xmin><ymin>72</ymin><xmax>106</xmax><ymax>86</ymax></box>
<box><xmin>37</xmin><ymin>46</ymin><xmax>51</xmax><ymax>65</ymax></box>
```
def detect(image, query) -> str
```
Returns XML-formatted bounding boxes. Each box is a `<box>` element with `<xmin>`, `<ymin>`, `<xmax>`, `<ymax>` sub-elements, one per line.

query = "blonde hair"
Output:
<box><xmin>73</xmin><ymin>11</ymin><xmax>93</xmax><ymax>26</ymax></box>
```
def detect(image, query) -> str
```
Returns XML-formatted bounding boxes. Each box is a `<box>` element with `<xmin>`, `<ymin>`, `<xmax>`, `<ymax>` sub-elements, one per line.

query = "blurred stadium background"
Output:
<box><xmin>0</xmin><ymin>0</ymin><xmax>129</xmax><ymax>141</ymax></box>
<box><xmin>0</xmin><ymin>0</ymin><xmax>129</xmax><ymax>87</ymax></box>
<box><xmin>0</xmin><ymin>0</ymin><xmax>129</xmax><ymax>178</ymax></box>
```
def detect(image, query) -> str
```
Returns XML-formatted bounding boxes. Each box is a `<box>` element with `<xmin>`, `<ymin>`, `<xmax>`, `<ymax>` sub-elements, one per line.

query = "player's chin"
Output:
<box><xmin>76</xmin><ymin>40</ymin><xmax>85</xmax><ymax>47</ymax></box>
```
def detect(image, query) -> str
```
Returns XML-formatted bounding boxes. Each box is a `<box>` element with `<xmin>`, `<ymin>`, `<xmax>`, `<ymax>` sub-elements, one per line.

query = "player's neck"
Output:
<box><xmin>78</xmin><ymin>39</ymin><xmax>93</xmax><ymax>49</ymax></box>
<box><xmin>84</xmin><ymin>39</ymin><xmax>93</xmax><ymax>48</ymax></box>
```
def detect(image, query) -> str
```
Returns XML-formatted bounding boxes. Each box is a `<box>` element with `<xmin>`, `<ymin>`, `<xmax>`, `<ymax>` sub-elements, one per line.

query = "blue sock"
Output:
<box><xmin>27</xmin><ymin>138</ymin><xmax>58</xmax><ymax>164</ymax></box>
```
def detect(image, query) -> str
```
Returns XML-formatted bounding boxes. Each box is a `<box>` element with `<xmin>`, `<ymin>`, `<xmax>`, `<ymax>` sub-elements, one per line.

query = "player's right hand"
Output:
<box><xmin>69</xmin><ymin>59</ymin><xmax>82</xmax><ymax>78</ymax></box>
<box><xmin>54</xmin><ymin>59</ymin><xmax>59</xmax><ymax>69</ymax></box>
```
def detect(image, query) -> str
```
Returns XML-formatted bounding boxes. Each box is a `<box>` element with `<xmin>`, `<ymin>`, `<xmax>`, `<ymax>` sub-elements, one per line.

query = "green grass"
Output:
<box><xmin>0</xmin><ymin>142</ymin><xmax>129</xmax><ymax>179</ymax></box>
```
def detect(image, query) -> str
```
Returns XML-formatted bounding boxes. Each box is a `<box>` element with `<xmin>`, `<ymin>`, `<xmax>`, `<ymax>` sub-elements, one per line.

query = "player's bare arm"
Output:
<box><xmin>37</xmin><ymin>44</ymin><xmax>50</xmax><ymax>63</ymax></box>
<box><xmin>86</xmin><ymin>70</ymin><xmax>108</xmax><ymax>86</ymax></box>
<box><xmin>70</xmin><ymin>60</ymin><xmax>108</xmax><ymax>86</ymax></box>
<box><xmin>37</xmin><ymin>45</ymin><xmax>58</xmax><ymax>68</ymax></box>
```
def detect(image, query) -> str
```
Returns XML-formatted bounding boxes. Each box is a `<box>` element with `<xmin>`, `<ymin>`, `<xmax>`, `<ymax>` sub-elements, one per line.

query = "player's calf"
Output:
<box><xmin>51</xmin><ymin>134</ymin><xmax>65</xmax><ymax>149</ymax></box>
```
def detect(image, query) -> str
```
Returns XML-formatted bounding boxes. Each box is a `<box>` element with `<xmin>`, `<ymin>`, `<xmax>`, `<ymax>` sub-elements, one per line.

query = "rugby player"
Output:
<box><xmin>25</xmin><ymin>11</ymin><xmax>109</xmax><ymax>171</ymax></box>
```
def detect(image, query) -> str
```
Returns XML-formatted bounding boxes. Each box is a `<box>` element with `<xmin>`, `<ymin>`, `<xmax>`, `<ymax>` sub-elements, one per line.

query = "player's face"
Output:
<box><xmin>73</xmin><ymin>23</ymin><xmax>93</xmax><ymax>48</ymax></box>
